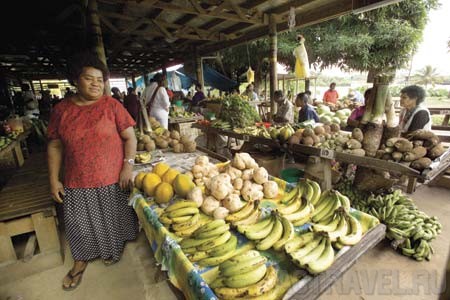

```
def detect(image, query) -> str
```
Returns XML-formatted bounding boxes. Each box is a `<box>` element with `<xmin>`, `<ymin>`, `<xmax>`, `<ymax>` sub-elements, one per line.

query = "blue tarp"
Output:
<box><xmin>127</xmin><ymin>64</ymin><xmax>237</xmax><ymax>92</ymax></box>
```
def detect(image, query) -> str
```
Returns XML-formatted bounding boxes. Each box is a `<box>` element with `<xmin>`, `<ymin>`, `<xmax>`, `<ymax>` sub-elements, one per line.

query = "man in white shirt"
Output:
<box><xmin>142</xmin><ymin>73</ymin><xmax>170</xmax><ymax>129</ymax></box>
<box><xmin>273</xmin><ymin>90</ymin><xmax>294</xmax><ymax>124</ymax></box>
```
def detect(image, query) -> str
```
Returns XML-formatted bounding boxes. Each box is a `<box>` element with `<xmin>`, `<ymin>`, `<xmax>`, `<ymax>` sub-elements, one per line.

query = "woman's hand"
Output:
<box><xmin>119</xmin><ymin>166</ymin><xmax>134</xmax><ymax>191</ymax></box>
<box><xmin>50</xmin><ymin>181</ymin><xmax>65</xmax><ymax>203</ymax></box>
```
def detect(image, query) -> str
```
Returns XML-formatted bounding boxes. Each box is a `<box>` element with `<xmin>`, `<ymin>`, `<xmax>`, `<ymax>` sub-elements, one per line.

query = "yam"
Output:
<box><xmin>412</xmin><ymin>140</ymin><xmax>424</xmax><ymax>147</ymax></box>
<box><xmin>380</xmin><ymin>126</ymin><xmax>400</xmax><ymax>146</ymax></box>
<box><xmin>384</xmin><ymin>146</ymin><xmax>394</xmax><ymax>154</ymax></box>
<box><xmin>386</xmin><ymin>137</ymin><xmax>401</xmax><ymax>147</ymax></box>
<box><xmin>301</xmin><ymin>136</ymin><xmax>314</xmax><ymax>146</ymax></box>
<box><xmin>162</xmin><ymin>129</ymin><xmax>171</xmax><ymax>138</ymax></box>
<box><xmin>314</xmin><ymin>126</ymin><xmax>325</xmax><ymax>136</ymax></box>
<box><xmin>428</xmin><ymin>143</ymin><xmax>445</xmax><ymax>160</ymax></box>
<box><xmin>411</xmin><ymin>157</ymin><xmax>432</xmax><ymax>171</ymax></box>
<box><xmin>392</xmin><ymin>151</ymin><xmax>403</xmax><ymax>162</ymax></box>
<box><xmin>145</xmin><ymin>140</ymin><xmax>156</xmax><ymax>152</ymax></box>
<box><xmin>141</xmin><ymin>135</ymin><xmax>152</xmax><ymax>144</ymax></box>
<box><xmin>169</xmin><ymin>139</ymin><xmax>179</xmax><ymax>148</ymax></box>
<box><xmin>362</xmin><ymin>122</ymin><xmax>383</xmax><ymax>157</ymax></box>
<box><xmin>346</xmin><ymin>139</ymin><xmax>362</xmax><ymax>150</ymax></box>
<box><xmin>423</xmin><ymin>137</ymin><xmax>440</xmax><ymax>149</ymax></box>
<box><xmin>407</xmin><ymin>129</ymin><xmax>437</xmax><ymax>141</ymax></box>
<box><xmin>394</xmin><ymin>138</ymin><xmax>413</xmax><ymax>153</ymax></box>
<box><xmin>350</xmin><ymin>149</ymin><xmax>366</xmax><ymax>157</ymax></box>
<box><xmin>288</xmin><ymin>135</ymin><xmax>300</xmax><ymax>145</ymax></box>
<box><xmin>180</xmin><ymin>135</ymin><xmax>192</xmax><ymax>145</ymax></box>
<box><xmin>352</xmin><ymin>128</ymin><xmax>364</xmax><ymax>142</ymax></box>
<box><xmin>403</xmin><ymin>146</ymin><xmax>427</xmax><ymax>162</ymax></box>
<box><xmin>155</xmin><ymin>137</ymin><xmax>169</xmax><ymax>149</ymax></box>
<box><xmin>330</xmin><ymin>123</ymin><xmax>340</xmax><ymax>133</ymax></box>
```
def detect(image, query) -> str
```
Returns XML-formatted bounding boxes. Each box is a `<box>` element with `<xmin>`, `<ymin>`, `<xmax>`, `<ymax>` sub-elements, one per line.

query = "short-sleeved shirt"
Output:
<box><xmin>298</xmin><ymin>105</ymin><xmax>319</xmax><ymax>123</ymax></box>
<box><xmin>348</xmin><ymin>106</ymin><xmax>365</xmax><ymax>122</ymax></box>
<box><xmin>323</xmin><ymin>89</ymin><xmax>339</xmax><ymax>104</ymax></box>
<box><xmin>47</xmin><ymin>96</ymin><xmax>135</xmax><ymax>188</ymax></box>
<box><xmin>275</xmin><ymin>100</ymin><xmax>294</xmax><ymax>123</ymax></box>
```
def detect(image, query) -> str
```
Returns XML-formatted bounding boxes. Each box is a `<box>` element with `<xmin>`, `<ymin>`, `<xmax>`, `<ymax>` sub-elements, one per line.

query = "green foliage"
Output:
<box><xmin>219</xmin><ymin>95</ymin><xmax>261</xmax><ymax>128</ymax></box>
<box><xmin>427</xmin><ymin>88</ymin><xmax>449</xmax><ymax>97</ymax></box>
<box><xmin>413</xmin><ymin>65</ymin><xmax>440</xmax><ymax>88</ymax></box>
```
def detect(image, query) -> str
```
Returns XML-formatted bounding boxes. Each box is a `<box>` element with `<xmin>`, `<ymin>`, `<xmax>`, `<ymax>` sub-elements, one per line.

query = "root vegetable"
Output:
<box><xmin>233</xmin><ymin>178</ymin><xmax>243</xmax><ymax>190</ymax></box>
<box><xmin>423</xmin><ymin>137</ymin><xmax>440</xmax><ymax>148</ymax></box>
<box><xmin>241</xmin><ymin>183</ymin><xmax>264</xmax><ymax>201</ymax></box>
<box><xmin>253</xmin><ymin>167</ymin><xmax>269</xmax><ymax>184</ymax></box>
<box><xmin>346</xmin><ymin>139</ymin><xmax>362</xmax><ymax>149</ymax></box>
<box><xmin>350</xmin><ymin>149</ymin><xmax>366</xmax><ymax>157</ymax></box>
<box><xmin>213</xmin><ymin>207</ymin><xmax>230</xmax><ymax>220</ymax></box>
<box><xmin>362</xmin><ymin>122</ymin><xmax>383</xmax><ymax>157</ymax></box>
<box><xmin>195</xmin><ymin>156</ymin><xmax>209</xmax><ymax>166</ymax></box>
<box><xmin>302</xmin><ymin>128</ymin><xmax>314</xmax><ymax>137</ymax></box>
<box><xmin>314</xmin><ymin>126</ymin><xmax>325</xmax><ymax>136</ymax></box>
<box><xmin>382</xmin><ymin>153</ymin><xmax>392</xmax><ymax>160</ymax></box>
<box><xmin>413</xmin><ymin>140</ymin><xmax>424</xmax><ymax>147</ymax></box>
<box><xmin>192</xmin><ymin>165</ymin><xmax>205</xmax><ymax>176</ymax></box>
<box><xmin>169</xmin><ymin>139</ymin><xmax>179</xmax><ymax>148</ymax></box>
<box><xmin>170</xmin><ymin>130</ymin><xmax>180</xmax><ymax>140</ymax></box>
<box><xmin>232</xmin><ymin>153</ymin><xmax>246</xmax><ymax>170</ymax></box>
<box><xmin>226</xmin><ymin>166</ymin><xmax>242</xmax><ymax>181</ymax></box>
<box><xmin>184</xmin><ymin>141</ymin><xmax>197</xmax><ymax>153</ymax></box>
<box><xmin>173</xmin><ymin>143</ymin><xmax>184</xmax><ymax>153</ymax></box>
<box><xmin>403</xmin><ymin>146</ymin><xmax>427</xmax><ymax>162</ymax></box>
<box><xmin>335</xmin><ymin>135</ymin><xmax>349</xmax><ymax>146</ymax></box>
<box><xmin>392</xmin><ymin>151</ymin><xmax>403</xmax><ymax>162</ymax></box>
<box><xmin>386</xmin><ymin>137</ymin><xmax>401</xmax><ymax>147</ymax></box>
<box><xmin>238</xmin><ymin>153</ymin><xmax>259</xmax><ymax>169</ymax></box>
<box><xmin>301</xmin><ymin>136</ymin><xmax>314</xmax><ymax>146</ymax></box>
<box><xmin>201</xmin><ymin>196</ymin><xmax>220</xmax><ymax>215</ymax></box>
<box><xmin>394</xmin><ymin>138</ymin><xmax>413</xmax><ymax>153</ymax></box>
<box><xmin>187</xmin><ymin>186</ymin><xmax>203</xmax><ymax>207</ymax></box>
<box><xmin>407</xmin><ymin>129</ymin><xmax>437</xmax><ymax>141</ymax></box>
<box><xmin>263</xmin><ymin>181</ymin><xmax>279</xmax><ymax>199</ymax></box>
<box><xmin>194</xmin><ymin>178</ymin><xmax>204</xmax><ymax>186</ymax></box>
<box><xmin>352</xmin><ymin>128</ymin><xmax>364</xmax><ymax>142</ymax></box>
<box><xmin>185</xmin><ymin>171</ymin><xmax>194</xmax><ymax>180</ymax></box>
<box><xmin>210</xmin><ymin>174</ymin><xmax>233</xmax><ymax>200</ymax></box>
<box><xmin>222</xmin><ymin>194</ymin><xmax>244</xmax><ymax>212</ymax></box>
<box><xmin>312</xmin><ymin>135</ymin><xmax>320</xmax><ymax>145</ymax></box>
<box><xmin>145</xmin><ymin>140</ymin><xmax>156</xmax><ymax>151</ymax></box>
<box><xmin>411</xmin><ymin>157</ymin><xmax>432</xmax><ymax>171</ymax></box>
<box><xmin>384</xmin><ymin>147</ymin><xmax>394</xmax><ymax>154</ymax></box>
<box><xmin>376</xmin><ymin>150</ymin><xmax>385</xmax><ymax>159</ymax></box>
<box><xmin>288</xmin><ymin>135</ymin><xmax>300</xmax><ymax>145</ymax></box>
<box><xmin>428</xmin><ymin>143</ymin><xmax>445</xmax><ymax>160</ymax></box>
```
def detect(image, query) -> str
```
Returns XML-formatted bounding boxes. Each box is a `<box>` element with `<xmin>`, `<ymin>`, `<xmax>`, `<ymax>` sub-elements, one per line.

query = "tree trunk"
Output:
<box><xmin>254</xmin><ymin>62</ymin><xmax>262</xmax><ymax>94</ymax></box>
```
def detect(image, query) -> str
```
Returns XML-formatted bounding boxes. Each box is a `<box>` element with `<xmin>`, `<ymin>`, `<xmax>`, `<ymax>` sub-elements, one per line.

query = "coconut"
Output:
<box><xmin>145</xmin><ymin>140</ymin><xmax>156</xmax><ymax>151</ymax></box>
<box><xmin>314</xmin><ymin>126</ymin><xmax>325</xmax><ymax>136</ymax></box>
<box><xmin>301</xmin><ymin>136</ymin><xmax>314</xmax><ymax>146</ymax></box>
<box><xmin>330</xmin><ymin>123</ymin><xmax>340</xmax><ymax>133</ymax></box>
<box><xmin>302</xmin><ymin>128</ymin><xmax>314</xmax><ymax>137</ymax></box>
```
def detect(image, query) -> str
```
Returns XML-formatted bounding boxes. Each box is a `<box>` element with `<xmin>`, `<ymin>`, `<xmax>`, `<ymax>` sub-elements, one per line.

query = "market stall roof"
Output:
<box><xmin>0</xmin><ymin>0</ymin><xmax>401</xmax><ymax>80</ymax></box>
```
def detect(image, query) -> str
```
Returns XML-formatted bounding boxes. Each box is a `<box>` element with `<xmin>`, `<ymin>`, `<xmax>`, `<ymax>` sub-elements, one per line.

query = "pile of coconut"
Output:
<box><xmin>185</xmin><ymin>153</ymin><xmax>279</xmax><ymax>220</ymax></box>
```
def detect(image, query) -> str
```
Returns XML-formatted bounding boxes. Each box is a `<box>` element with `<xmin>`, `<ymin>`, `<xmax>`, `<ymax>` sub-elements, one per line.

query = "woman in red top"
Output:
<box><xmin>47</xmin><ymin>52</ymin><xmax>138</xmax><ymax>290</ymax></box>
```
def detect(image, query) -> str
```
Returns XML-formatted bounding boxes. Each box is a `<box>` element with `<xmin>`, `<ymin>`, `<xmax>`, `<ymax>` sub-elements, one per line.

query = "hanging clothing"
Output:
<box><xmin>170</xmin><ymin>72</ymin><xmax>182</xmax><ymax>91</ymax></box>
<box><xmin>293</xmin><ymin>37</ymin><xmax>310</xmax><ymax>79</ymax></box>
<box><xmin>399</xmin><ymin>104</ymin><xmax>432</xmax><ymax>133</ymax></box>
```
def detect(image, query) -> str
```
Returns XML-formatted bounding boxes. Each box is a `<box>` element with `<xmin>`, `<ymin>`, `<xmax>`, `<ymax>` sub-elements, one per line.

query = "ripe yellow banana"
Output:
<box><xmin>336</xmin><ymin>191</ymin><xmax>351</xmax><ymax>211</ymax></box>
<box><xmin>237</xmin><ymin>216</ymin><xmax>272</xmax><ymax>235</ymax></box>
<box><xmin>306</xmin><ymin>238</ymin><xmax>335</xmax><ymax>274</ymax></box>
<box><xmin>180</xmin><ymin>232</ymin><xmax>219</xmax><ymax>249</ymax></box>
<box><xmin>272</xmin><ymin>215</ymin><xmax>294</xmax><ymax>251</ymax></box>
<box><xmin>247</xmin><ymin>265</ymin><xmax>277</xmax><ymax>297</ymax></box>
<box><xmin>206</xmin><ymin>234</ymin><xmax>237</xmax><ymax>257</ymax></box>
<box><xmin>307</xmin><ymin>179</ymin><xmax>322</xmax><ymax>205</ymax></box>
<box><xmin>312</xmin><ymin>193</ymin><xmax>339</xmax><ymax>223</ymax></box>
<box><xmin>232</xmin><ymin>207</ymin><xmax>260</xmax><ymax>226</ymax></box>
<box><xmin>167</xmin><ymin>207</ymin><xmax>199</xmax><ymax>218</ymax></box>
<box><xmin>159</xmin><ymin>214</ymin><xmax>173</xmax><ymax>226</ymax></box>
<box><xmin>189</xmin><ymin>251</ymin><xmax>209</xmax><ymax>262</ymax></box>
<box><xmin>194</xmin><ymin>219</ymin><xmax>226</xmax><ymax>236</ymax></box>
<box><xmin>199</xmin><ymin>243</ymin><xmax>254</xmax><ymax>267</ymax></box>
<box><xmin>292</xmin><ymin>214</ymin><xmax>312</xmax><ymax>227</ymax></box>
<box><xmin>197</xmin><ymin>231</ymin><xmax>231</xmax><ymax>251</ymax></box>
<box><xmin>338</xmin><ymin>213</ymin><xmax>362</xmax><ymax>246</ymax></box>
<box><xmin>290</xmin><ymin>236</ymin><xmax>322</xmax><ymax>261</ymax></box>
<box><xmin>224</xmin><ymin>264</ymin><xmax>267</xmax><ymax>288</ymax></box>
<box><xmin>297</xmin><ymin>236</ymin><xmax>327</xmax><ymax>267</ymax></box>
<box><xmin>171</xmin><ymin>213</ymin><xmax>200</xmax><ymax>231</ymax></box>
<box><xmin>256</xmin><ymin>216</ymin><xmax>283</xmax><ymax>250</ymax></box>
<box><xmin>246</xmin><ymin>217</ymin><xmax>274</xmax><ymax>240</ymax></box>
<box><xmin>165</xmin><ymin>200</ymin><xmax>198</xmax><ymax>213</ymax></box>
<box><xmin>277</xmin><ymin>198</ymin><xmax>301</xmax><ymax>215</ymax></box>
<box><xmin>171</xmin><ymin>215</ymin><xmax>193</xmax><ymax>223</ymax></box>
<box><xmin>195</xmin><ymin>224</ymin><xmax>230</xmax><ymax>239</ymax></box>
<box><xmin>226</xmin><ymin>201</ymin><xmax>256</xmax><ymax>222</ymax></box>
<box><xmin>221</xmin><ymin>250</ymin><xmax>260</xmax><ymax>270</ymax></box>
<box><xmin>281</xmin><ymin>186</ymin><xmax>299</xmax><ymax>204</ymax></box>
<box><xmin>284</xmin><ymin>232</ymin><xmax>315</xmax><ymax>254</ymax></box>
<box><xmin>220</xmin><ymin>255</ymin><xmax>267</xmax><ymax>277</ymax></box>
<box><xmin>328</xmin><ymin>212</ymin><xmax>349</xmax><ymax>242</ymax></box>
<box><xmin>312</xmin><ymin>213</ymin><xmax>340</xmax><ymax>232</ymax></box>
<box><xmin>175</xmin><ymin>222</ymin><xmax>202</xmax><ymax>237</ymax></box>
<box><xmin>284</xmin><ymin>200</ymin><xmax>313</xmax><ymax>222</ymax></box>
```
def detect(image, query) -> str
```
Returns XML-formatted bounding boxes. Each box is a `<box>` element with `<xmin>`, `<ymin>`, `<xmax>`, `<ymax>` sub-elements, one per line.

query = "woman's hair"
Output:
<box><xmin>67</xmin><ymin>51</ymin><xmax>109</xmax><ymax>85</ymax></box>
<box><xmin>195</xmin><ymin>83</ymin><xmax>202</xmax><ymax>90</ymax></box>
<box><xmin>153</xmin><ymin>73</ymin><xmax>164</xmax><ymax>84</ymax></box>
<box><xmin>127</xmin><ymin>87</ymin><xmax>134</xmax><ymax>94</ymax></box>
<box><xmin>400</xmin><ymin>85</ymin><xmax>426</xmax><ymax>105</ymax></box>
<box><xmin>296</xmin><ymin>92</ymin><xmax>309</xmax><ymax>104</ymax></box>
<box><xmin>363</xmin><ymin>88</ymin><xmax>373</xmax><ymax>100</ymax></box>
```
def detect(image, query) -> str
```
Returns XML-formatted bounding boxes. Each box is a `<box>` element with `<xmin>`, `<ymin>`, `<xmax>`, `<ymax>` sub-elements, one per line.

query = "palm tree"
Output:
<box><xmin>413</xmin><ymin>65</ymin><xmax>440</xmax><ymax>89</ymax></box>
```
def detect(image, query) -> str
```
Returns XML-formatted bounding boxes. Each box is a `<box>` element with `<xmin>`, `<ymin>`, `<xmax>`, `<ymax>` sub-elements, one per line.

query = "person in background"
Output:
<box><xmin>398</xmin><ymin>85</ymin><xmax>431</xmax><ymax>133</ymax></box>
<box><xmin>47</xmin><ymin>51</ymin><xmax>138</xmax><ymax>291</ymax></box>
<box><xmin>39</xmin><ymin>90</ymin><xmax>52</xmax><ymax>121</ymax></box>
<box><xmin>347</xmin><ymin>90</ymin><xmax>364</xmax><ymax>105</ymax></box>
<box><xmin>22</xmin><ymin>83</ymin><xmax>39</xmax><ymax>119</ymax></box>
<box><xmin>111</xmin><ymin>87</ymin><xmax>123</xmax><ymax>103</ymax></box>
<box><xmin>346</xmin><ymin>88</ymin><xmax>372</xmax><ymax>129</ymax></box>
<box><xmin>243</xmin><ymin>83</ymin><xmax>259</xmax><ymax>101</ymax></box>
<box><xmin>323</xmin><ymin>82</ymin><xmax>339</xmax><ymax>106</ymax></box>
<box><xmin>192</xmin><ymin>83</ymin><xmax>206</xmax><ymax>106</ymax></box>
<box><xmin>296</xmin><ymin>92</ymin><xmax>319</xmax><ymax>123</ymax></box>
<box><xmin>273</xmin><ymin>90</ymin><xmax>294</xmax><ymax>123</ymax></box>
<box><xmin>124</xmin><ymin>87</ymin><xmax>139</xmax><ymax>121</ymax></box>
<box><xmin>64</xmin><ymin>87</ymin><xmax>75</xmax><ymax>98</ymax></box>
<box><xmin>143</xmin><ymin>73</ymin><xmax>170</xmax><ymax>129</ymax></box>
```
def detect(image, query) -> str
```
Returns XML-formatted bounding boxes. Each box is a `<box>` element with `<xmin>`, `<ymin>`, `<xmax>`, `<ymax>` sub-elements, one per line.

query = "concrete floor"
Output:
<box><xmin>1</xmin><ymin>185</ymin><xmax>448</xmax><ymax>300</ymax></box>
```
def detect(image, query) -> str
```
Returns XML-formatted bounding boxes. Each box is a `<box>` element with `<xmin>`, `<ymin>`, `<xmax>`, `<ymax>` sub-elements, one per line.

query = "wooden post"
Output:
<box><xmin>39</xmin><ymin>80</ymin><xmax>44</xmax><ymax>92</ymax></box>
<box><xmin>131</xmin><ymin>74</ymin><xmax>137</xmax><ymax>89</ymax></box>
<box><xmin>305</xmin><ymin>78</ymin><xmax>310</xmax><ymax>92</ymax></box>
<box><xmin>143</xmin><ymin>72</ymin><xmax>148</xmax><ymax>87</ymax></box>
<box><xmin>269</xmin><ymin>14</ymin><xmax>277</xmax><ymax>120</ymax></box>
<box><xmin>195</xmin><ymin>48</ymin><xmax>204</xmax><ymax>89</ymax></box>
<box><xmin>87</xmin><ymin>0</ymin><xmax>111</xmax><ymax>96</ymax></box>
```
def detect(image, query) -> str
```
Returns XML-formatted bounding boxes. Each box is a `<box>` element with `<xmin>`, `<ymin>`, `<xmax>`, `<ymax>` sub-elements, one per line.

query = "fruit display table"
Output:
<box><xmin>0</xmin><ymin>129</ymin><xmax>31</xmax><ymax>169</ymax></box>
<box><xmin>169</xmin><ymin>116</ymin><xmax>204</xmax><ymax>143</ymax></box>
<box><xmin>131</xmin><ymin>150</ymin><xmax>387</xmax><ymax>300</ymax></box>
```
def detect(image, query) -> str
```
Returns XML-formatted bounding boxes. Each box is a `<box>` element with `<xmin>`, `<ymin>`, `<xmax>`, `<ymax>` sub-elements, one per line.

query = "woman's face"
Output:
<box><xmin>76</xmin><ymin>67</ymin><xmax>104</xmax><ymax>101</ymax></box>
<box><xmin>400</xmin><ymin>93</ymin><xmax>416</xmax><ymax>109</ymax></box>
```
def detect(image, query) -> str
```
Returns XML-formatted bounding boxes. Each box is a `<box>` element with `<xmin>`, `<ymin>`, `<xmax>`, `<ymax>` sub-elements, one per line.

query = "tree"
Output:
<box><xmin>413</xmin><ymin>65</ymin><xmax>440</xmax><ymax>88</ymax></box>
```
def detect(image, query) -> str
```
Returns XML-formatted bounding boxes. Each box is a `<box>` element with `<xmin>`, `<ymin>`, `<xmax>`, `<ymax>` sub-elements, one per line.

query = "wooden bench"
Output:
<box><xmin>0</xmin><ymin>154</ymin><xmax>62</xmax><ymax>283</ymax></box>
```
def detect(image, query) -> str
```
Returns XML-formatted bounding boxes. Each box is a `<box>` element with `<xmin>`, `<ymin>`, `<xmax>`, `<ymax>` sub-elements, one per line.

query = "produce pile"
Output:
<box><xmin>337</xmin><ymin>180</ymin><xmax>442</xmax><ymax>261</ymax></box>
<box><xmin>376</xmin><ymin>129</ymin><xmax>446</xmax><ymax>171</ymax></box>
<box><xmin>316</xmin><ymin>105</ymin><xmax>352</xmax><ymax>128</ymax></box>
<box><xmin>219</xmin><ymin>95</ymin><xmax>261</xmax><ymax>129</ymax></box>
<box><xmin>136</xmin><ymin>117</ymin><xmax>197</xmax><ymax>154</ymax></box>
<box><xmin>134</xmin><ymin>152</ymin><xmax>378</xmax><ymax>299</ymax></box>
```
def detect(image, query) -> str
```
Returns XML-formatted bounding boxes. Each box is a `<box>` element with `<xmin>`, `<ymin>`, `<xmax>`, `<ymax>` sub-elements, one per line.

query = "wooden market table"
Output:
<box><xmin>132</xmin><ymin>149</ymin><xmax>387</xmax><ymax>300</ymax></box>
<box><xmin>0</xmin><ymin>129</ymin><xmax>31</xmax><ymax>169</ymax></box>
<box><xmin>0</xmin><ymin>153</ymin><xmax>62</xmax><ymax>283</ymax></box>
<box><xmin>169</xmin><ymin>115</ymin><xmax>204</xmax><ymax>141</ymax></box>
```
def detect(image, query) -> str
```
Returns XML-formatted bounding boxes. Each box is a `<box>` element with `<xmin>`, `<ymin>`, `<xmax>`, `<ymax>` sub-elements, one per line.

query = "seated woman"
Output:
<box><xmin>346</xmin><ymin>88</ymin><xmax>372</xmax><ymax>129</ymax></box>
<box><xmin>295</xmin><ymin>92</ymin><xmax>319</xmax><ymax>123</ymax></box>
<box><xmin>190</xmin><ymin>83</ymin><xmax>206</xmax><ymax>113</ymax></box>
<box><xmin>398</xmin><ymin>85</ymin><xmax>432</xmax><ymax>133</ymax></box>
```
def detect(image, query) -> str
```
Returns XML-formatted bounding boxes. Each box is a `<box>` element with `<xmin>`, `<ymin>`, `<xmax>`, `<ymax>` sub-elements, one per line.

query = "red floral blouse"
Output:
<box><xmin>47</xmin><ymin>96</ymin><xmax>135</xmax><ymax>188</ymax></box>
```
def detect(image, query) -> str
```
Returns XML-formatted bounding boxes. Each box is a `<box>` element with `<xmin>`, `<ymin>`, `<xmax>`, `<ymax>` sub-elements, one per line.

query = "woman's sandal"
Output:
<box><xmin>103</xmin><ymin>259</ymin><xmax>118</xmax><ymax>266</ymax></box>
<box><xmin>62</xmin><ymin>268</ymin><xmax>86</xmax><ymax>291</ymax></box>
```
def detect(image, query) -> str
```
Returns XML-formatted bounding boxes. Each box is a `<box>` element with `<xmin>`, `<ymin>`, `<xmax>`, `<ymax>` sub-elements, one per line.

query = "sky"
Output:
<box><xmin>320</xmin><ymin>1</ymin><xmax>450</xmax><ymax>77</ymax></box>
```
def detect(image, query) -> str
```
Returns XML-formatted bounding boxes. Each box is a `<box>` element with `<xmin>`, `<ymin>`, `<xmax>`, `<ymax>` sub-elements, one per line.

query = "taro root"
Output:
<box><xmin>411</xmin><ymin>157</ymin><xmax>432</xmax><ymax>171</ymax></box>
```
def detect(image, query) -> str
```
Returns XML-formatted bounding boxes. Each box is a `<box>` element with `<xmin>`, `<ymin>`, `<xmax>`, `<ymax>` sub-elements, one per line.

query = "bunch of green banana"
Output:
<box><xmin>399</xmin><ymin>238</ymin><xmax>434</xmax><ymax>261</ymax></box>
<box><xmin>211</xmin><ymin>250</ymin><xmax>278</xmax><ymax>299</ymax></box>
<box><xmin>285</xmin><ymin>231</ymin><xmax>335</xmax><ymax>274</ymax></box>
<box><xmin>226</xmin><ymin>200</ymin><xmax>260</xmax><ymax>227</ymax></box>
<box><xmin>159</xmin><ymin>200</ymin><xmax>202</xmax><ymax>237</ymax></box>
<box><xmin>236</xmin><ymin>211</ymin><xmax>294</xmax><ymax>251</ymax></box>
<box><xmin>310</xmin><ymin>190</ymin><xmax>350</xmax><ymax>224</ymax></box>
<box><xmin>135</xmin><ymin>152</ymin><xmax>152</xmax><ymax>163</ymax></box>
<box><xmin>212</xmin><ymin>120</ymin><xmax>232</xmax><ymax>130</ymax></box>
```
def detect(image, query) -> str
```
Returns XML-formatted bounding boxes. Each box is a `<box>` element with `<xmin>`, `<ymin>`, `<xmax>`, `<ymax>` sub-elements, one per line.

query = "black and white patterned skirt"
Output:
<box><xmin>63</xmin><ymin>183</ymin><xmax>139</xmax><ymax>262</ymax></box>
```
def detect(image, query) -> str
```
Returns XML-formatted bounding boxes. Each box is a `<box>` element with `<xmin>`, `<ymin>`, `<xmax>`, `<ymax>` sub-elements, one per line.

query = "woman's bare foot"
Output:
<box><xmin>62</xmin><ymin>261</ymin><xmax>88</xmax><ymax>290</ymax></box>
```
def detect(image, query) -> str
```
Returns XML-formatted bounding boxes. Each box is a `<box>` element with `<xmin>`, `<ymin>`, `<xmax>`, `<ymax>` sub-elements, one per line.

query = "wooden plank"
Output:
<box><xmin>196</xmin><ymin>146</ymin><xmax>228</xmax><ymax>162</ymax></box>
<box><xmin>22</xmin><ymin>233</ymin><xmax>37</xmax><ymax>262</ymax></box>
<box><xmin>31</xmin><ymin>212</ymin><xmax>60</xmax><ymax>254</ymax></box>
<box><xmin>0</xmin><ymin>222</ymin><xmax>17</xmax><ymax>262</ymax></box>
<box><xmin>290</xmin><ymin>224</ymin><xmax>386</xmax><ymax>300</ymax></box>
<box><xmin>321</xmin><ymin>158</ymin><xmax>332</xmax><ymax>190</ymax></box>
<box><xmin>0</xmin><ymin>203</ymin><xmax>56</xmax><ymax>222</ymax></box>
<box><xmin>6</xmin><ymin>216</ymin><xmax>34</xmax><ymax>236</ymax></box>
